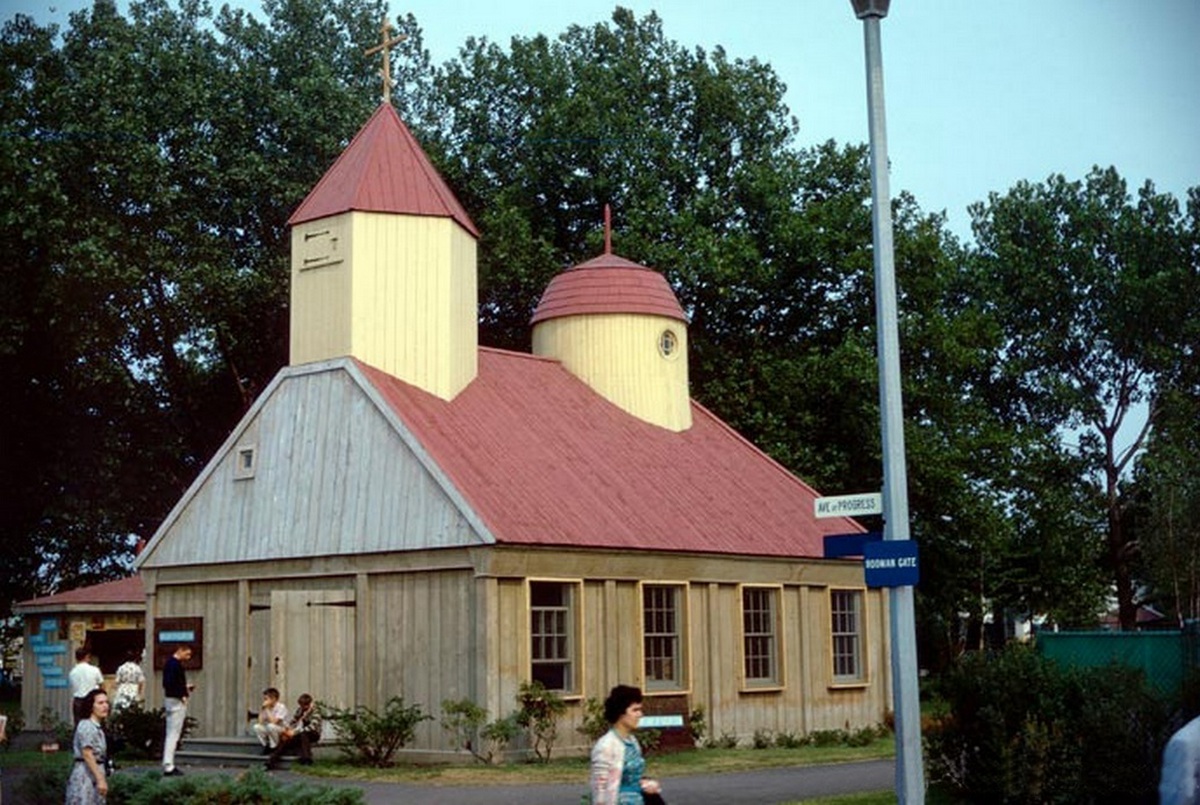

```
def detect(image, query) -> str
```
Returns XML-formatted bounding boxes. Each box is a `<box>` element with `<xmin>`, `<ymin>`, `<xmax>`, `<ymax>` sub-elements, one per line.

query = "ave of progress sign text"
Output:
<box><xmin>814</xmin><ymin>492</ymin><xmax>883</xmax><ymax>518</ymax></box>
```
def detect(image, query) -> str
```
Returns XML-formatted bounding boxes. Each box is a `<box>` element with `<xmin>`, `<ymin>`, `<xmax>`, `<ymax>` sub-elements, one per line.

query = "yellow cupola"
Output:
<box><xmin>531</xmin><ymin>217</ymin><xmax>691</xmax><ymax>431</ymax></box>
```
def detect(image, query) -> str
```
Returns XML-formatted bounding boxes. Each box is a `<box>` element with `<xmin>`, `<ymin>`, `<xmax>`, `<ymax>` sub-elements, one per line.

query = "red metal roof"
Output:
<box><xmin>530</xmin><ymin>253</ymin><xmax>687</xmax><ymax>325</ymax></box>
<box><xmin>358</xmin><ymin>351</ymin><xmax>860</xmax><ymax>558</ymax></box>
<box><xmin>15</xmin><ymin>575</ymin><xmax>143</xmax><ymax>609</ymax></box>
<box><xmin>288</xmin><ymin>104</ymin><xmax>479</xmax><ymax>237</ymax></box>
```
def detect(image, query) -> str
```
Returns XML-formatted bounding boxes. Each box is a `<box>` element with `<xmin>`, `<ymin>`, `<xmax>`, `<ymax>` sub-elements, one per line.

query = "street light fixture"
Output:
<box><xmin>848</xmin><ymin>1</ymin><xmax>925</xmax><ymax>803</ymax></box>
<box><xmin>850</xmin><ymin>0</ymin><xmax>891</xmax><ymax>18</ymax></box>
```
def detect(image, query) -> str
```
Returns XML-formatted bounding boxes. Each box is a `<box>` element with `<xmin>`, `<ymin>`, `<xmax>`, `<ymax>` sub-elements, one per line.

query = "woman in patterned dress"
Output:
<box><xmin>590</xmin><ymin>685</ymin><xmax>664</xmax><ymax>804</ymax></box>
<box><xmin>112</xmin><ymin>650</ymin><xmax>145</xmax><ymax>711</ymax></box>
<box><xmin>65</xmin><ymin>688</ymin><xmax>109</xmax><ymax>804</ymax></box>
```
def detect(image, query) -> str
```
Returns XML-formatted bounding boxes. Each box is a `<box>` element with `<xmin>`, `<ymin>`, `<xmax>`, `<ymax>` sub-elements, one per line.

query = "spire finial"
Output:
<box><xmin>364</xmin><ymin>15</ymin><xmax>408</xmax><ymax>104</ymax></box>
<box><xmin>604</xmin><ymin>204</ymin><xmax>612</xmax><ymax>255</ymax></box>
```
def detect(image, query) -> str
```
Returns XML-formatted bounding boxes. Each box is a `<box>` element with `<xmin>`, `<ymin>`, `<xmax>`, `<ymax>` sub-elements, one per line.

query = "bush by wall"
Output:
<box><xmin>926</xmin><ymin>644</ymin><xmax>1172</xmax><ymax>804</ymax></box>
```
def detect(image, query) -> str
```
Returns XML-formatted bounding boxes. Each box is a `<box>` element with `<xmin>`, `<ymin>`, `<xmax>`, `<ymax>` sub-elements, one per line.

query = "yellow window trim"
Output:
<box><xmin>828</xmin><ymin>586</ymin><xmax>870</xmax><ymax>686</ymax></box>
<box><xmin>736</xmin><ymin>583</ymin><xmax>786</xmax><ymax>691</ymax></box>
<box><xmin>525</xmin><ymin>577</ymin><xmax>585</xmax><ymax>697</ymax></box>
<box><xmin>636</xmin><ymin>580</ymin><xmax>692</xmax><ymax>693</ymax></box>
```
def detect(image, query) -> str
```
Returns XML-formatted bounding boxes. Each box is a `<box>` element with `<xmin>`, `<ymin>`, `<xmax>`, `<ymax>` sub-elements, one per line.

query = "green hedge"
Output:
<box><xmin>16</xmin><ymin>766</ymin><xmax>363</xmax><ymax>805</ymax></box>
<box><xmin>926</xmin><ymin>644</ymin><xmax>1172</xmax><ymax>804</ymax></box>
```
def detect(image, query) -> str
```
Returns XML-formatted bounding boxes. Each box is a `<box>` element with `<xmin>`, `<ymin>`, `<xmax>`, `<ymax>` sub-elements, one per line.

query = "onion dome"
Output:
<box><xmin>530</xmin><ymin>252</ymin><xmax>687</xmax><ymax>325</ymax></box>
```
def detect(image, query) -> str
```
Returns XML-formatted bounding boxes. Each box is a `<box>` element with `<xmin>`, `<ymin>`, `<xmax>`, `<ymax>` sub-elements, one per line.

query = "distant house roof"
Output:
<box><xmin>288</xmin><ymin>104</ymin><xmax>479</xmax><ymax>237</ymax></box>
<box><xmin>359</xmin><ymin>349</ymin><xmax>858</xmax><ymax>558</ymax></box>
<box><xmin>531</xmin><ymin>252</ymin><xmax>687</xmax><ymax>325</ymax></box>
<box><xmin>14</xmin><ymin>575</ymin><xmax>144</xmax><ymax>614</ymax></box>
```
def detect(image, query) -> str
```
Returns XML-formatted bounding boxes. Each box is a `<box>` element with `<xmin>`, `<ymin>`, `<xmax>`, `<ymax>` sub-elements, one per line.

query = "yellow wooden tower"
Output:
<box><xmin>285</xmin><ymin>103</ymin><xmax>479</xmax><ymax>401</ymax></box>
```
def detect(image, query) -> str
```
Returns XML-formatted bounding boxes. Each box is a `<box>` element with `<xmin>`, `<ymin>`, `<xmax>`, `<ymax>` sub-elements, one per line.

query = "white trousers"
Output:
<box><xmin>252</xmin><ymin>721</ymin><xmax>286</xmax><ymax>747</ymax></box>
<box><xmin>162</xmin><ymin>697</ymin><xmax>187</xmax><ymax>771</ymax></box>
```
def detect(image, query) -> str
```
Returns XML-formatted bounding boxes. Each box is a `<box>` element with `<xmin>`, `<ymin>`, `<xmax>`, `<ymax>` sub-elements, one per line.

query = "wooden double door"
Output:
<box><xmin>268</xmin><ymin>589</ymin><xmax>356</xmax><ymax>717</ymax></box>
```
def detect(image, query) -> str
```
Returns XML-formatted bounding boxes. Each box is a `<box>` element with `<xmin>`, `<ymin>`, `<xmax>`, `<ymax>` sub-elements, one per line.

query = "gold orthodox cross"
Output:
<box><xmin>364</xmin><ymin>16</ymin><xmax>407</xmax><ymax>104</ymax></box>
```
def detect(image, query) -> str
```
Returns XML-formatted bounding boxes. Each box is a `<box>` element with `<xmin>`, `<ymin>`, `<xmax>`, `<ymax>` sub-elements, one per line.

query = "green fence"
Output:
<box><xmin>1037</xmin><ymin>628</ymin><xmax>1197</xmax><ymax>695</ymax></box>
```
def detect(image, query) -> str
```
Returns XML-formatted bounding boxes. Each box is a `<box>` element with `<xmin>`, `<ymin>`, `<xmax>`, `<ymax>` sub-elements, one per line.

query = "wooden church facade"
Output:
<box><xmin>135</xmin><ymin>103</ymin><xmax>891</xmax><ymax>756</ymax></box>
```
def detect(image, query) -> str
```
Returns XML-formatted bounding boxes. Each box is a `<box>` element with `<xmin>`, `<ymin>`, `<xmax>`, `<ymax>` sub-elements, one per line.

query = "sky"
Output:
<box><xmin>11</xmin><ymin>0</ymin><xmax>1199</xmax><ymax>240</ymax></box>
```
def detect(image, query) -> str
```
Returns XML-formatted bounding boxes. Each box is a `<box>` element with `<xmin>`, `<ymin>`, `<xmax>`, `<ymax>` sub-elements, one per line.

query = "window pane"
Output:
<box><xmin>831</xmin><ymin>590</ymin><xmax>863</xmax><ymax>682</ymax></box>
<box><xmin>742</xmin><ymin>588</ymin><xmax>777</xmax><ymax>684</ymax></box>
<box><xmin>643</xmin><ymin>585</ymin><xmax>682</xmax><ymax>688</ymax></box>
<box><xmin>531</xmin><ymin>582</ymin><xmax>574</xmax><ymax>692</ymax></box>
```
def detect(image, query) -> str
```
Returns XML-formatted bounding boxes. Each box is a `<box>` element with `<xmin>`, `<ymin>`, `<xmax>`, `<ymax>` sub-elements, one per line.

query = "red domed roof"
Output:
<box><xmin>530</xmin><ymin>252</ymin><xmax>687</xmax><ymax>325</ymax></box>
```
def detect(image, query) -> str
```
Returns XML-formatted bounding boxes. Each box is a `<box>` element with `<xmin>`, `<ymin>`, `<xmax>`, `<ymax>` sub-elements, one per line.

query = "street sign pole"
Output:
<box><xmin>850</xmin><ymin>1</ymin><xmax>925</xmax><ymax>802</ymax></box>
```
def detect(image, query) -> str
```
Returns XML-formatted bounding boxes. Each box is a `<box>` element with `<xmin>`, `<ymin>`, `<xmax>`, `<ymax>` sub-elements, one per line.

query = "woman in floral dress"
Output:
<box><xmin>112</xmin><ymin>650</ymin><xmax>145</xmax><ymax>711</ymax></box>
<box><xmin>590</xmin><ymin>685</ymin><xmax>664</xmax><ymax>804</ymax></box>
<box><xmin>65</xmin><ymin>688</ymin><xmax>109</xmax><ymax>804</ymax></box>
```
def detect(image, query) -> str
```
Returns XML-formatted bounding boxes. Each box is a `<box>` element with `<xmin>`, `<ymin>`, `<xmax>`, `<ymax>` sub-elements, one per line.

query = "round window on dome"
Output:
<box><xmin>658</xmin><ymin>329</ymin><xmax>679</xmax><ymax>359</ymax></box>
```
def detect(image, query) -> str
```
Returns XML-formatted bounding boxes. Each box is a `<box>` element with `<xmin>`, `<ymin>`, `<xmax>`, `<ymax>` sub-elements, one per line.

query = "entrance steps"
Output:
<box><xmin>176</xmin><ymin>736</ymin><xmax>306</xmax><ymax>769</ymax></box>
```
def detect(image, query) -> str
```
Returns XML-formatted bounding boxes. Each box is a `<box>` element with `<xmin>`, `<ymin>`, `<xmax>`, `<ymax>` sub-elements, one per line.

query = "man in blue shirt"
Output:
<box><xmin>161</xmin><ymin>644</ymin><xmax>194</xmax><ymax>776</ymax></box>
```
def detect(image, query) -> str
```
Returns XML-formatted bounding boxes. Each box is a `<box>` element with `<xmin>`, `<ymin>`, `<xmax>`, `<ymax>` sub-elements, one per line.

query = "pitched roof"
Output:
<box><xmin>288</xmin><ymin>104</ymin><xmax>479</xmax><ymax>237</ymax></box>
<box><xmin>531</xmin><ymin>253</ymin><xmax>687</xmax><ymax>325</ymax></box>
<box><xmin>15</xmin><ymin>575</ymin><xmax>144</xmax><ymax>611</ymax></box>
<box><xmin>358</xmin><ymin>350</ymin><xmax>859</xmax><ymax>558</ymax></box>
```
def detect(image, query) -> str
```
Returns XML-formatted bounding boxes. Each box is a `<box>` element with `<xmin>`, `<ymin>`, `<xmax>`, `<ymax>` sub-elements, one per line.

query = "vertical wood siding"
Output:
<box><xmin>366</xmin><ymin>570</ymin><xmax>475</xmax><ymax>750</ymax></box>
<box><xmin>350</xmin><ymin>213</ymin><xmax>476</xmax><ymax>400</ymax></box>
<box><xmin>143</xmin><ymin>370</ymin><xmax>482</xmax><ymax>567</ymax></box>
<box><xmin>291</xmin><ymin>213</ymin><xmax>477</xmax><ymax>401</ymax></box>
<box><xmin>532</xmin><ymin>313</ymin><xmax>691</xmax><ymax>431</ymax></box>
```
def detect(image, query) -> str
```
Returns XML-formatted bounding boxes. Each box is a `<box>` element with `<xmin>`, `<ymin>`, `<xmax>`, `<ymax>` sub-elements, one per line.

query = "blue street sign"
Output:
<box><xmin>864</xmin><ymin>540</ymin><xmax>919</xmax><ymax>588</ymax></box>
<box><xmin>823</xmin><ymin>531</ymin><xmax>883</xmax><ymax>558</ymax></box>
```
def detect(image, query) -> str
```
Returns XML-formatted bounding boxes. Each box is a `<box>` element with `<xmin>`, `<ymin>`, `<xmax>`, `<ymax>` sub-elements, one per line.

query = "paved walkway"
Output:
<box><xmin>1</xmin><ymin>757</ymin><xmax>895</xmax><ymax>804</ymax></box>
<box><xmin>244</xmin><ymin>759</ymin><xmax>893</xmax><ymax>804</ymax></box>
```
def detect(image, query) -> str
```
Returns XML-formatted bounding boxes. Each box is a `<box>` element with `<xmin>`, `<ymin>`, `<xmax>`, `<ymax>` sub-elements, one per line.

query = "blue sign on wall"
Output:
<box><xmin>823</xmin><ymin>531</ymin><xmax>883</xmax><ymax>558</ymax></box>
<box><xmin>864</xmin><ymin>540</ymin><xmax>919</xmax><ymax>588</ymax></box>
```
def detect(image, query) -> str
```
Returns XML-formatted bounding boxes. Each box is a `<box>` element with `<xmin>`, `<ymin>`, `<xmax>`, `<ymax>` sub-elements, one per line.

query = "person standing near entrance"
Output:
<box><xmin>161</xmin><ymin>644</ymin><xmax>194</xmax><ymax>776</ymax></box>
<box><xmin>68</xmin><ymin>648</ymin><xmax>104</xmax><ymax>725</ymax></box>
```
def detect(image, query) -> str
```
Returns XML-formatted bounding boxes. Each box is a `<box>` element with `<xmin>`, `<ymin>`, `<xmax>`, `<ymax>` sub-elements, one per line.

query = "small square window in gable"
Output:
<box><xmin>233</xmin><ymin>444</ymin><xmax>256</xmax><ymax>480</ymax></box>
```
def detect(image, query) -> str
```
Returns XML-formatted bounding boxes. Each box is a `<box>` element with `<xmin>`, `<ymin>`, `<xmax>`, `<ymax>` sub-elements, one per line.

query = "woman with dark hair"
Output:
<box><xmin>590</xmin><ymin>685</ymin><xmax>664</xmax><ymax>804</ymax></box>
<box><xmin>65</xmin><ymin>688</ymin><xmax>110</xmax><ymax>804</ymax></box>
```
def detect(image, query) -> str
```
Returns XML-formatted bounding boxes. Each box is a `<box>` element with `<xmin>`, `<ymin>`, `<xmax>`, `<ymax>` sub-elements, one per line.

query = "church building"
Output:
<box><xmin>133</xmin><ymin>100</ymin><xmax>891</xmax><ymax>756</ymax></box>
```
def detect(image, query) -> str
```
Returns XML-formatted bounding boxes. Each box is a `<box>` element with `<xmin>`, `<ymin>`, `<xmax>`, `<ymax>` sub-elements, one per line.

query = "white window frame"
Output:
<box><xmin>739</xmin><ymin>584</ymin><xmax>783</xmax><ymax>690</ymax></box>
<box><xmin>233</xmin><ymin>444</ymin><xmax>256</xmax><ymax>480</ymax></box>
<box><xmin>830</xmin><ymin>587</ymin><xmax>868</xmax><ymax>686</ymax></box>
<box><xmin>640</xmin><ymin>582</ymin><xmax>689</xmax><ymax>692</ymax></box>
<box><xmin>528</xmin><ymin>579</ymin><xmax>582</xmax><ymax>696</ymax></box>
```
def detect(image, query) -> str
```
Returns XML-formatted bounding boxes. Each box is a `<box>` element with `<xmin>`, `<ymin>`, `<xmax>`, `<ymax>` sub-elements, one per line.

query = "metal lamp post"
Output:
<box><xmin>848</xmin><ymin>1</ymin><xmax>925</xmax><ymax>802</ymax></box>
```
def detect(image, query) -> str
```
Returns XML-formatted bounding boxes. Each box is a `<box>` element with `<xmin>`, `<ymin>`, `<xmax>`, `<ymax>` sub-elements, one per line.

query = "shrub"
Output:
<box><xmin>323</xmin><ymin>697</ymin><xmax>431</xmax><ymax>767</ymax></box>
<box><xmin>1</xmin><ymin>707</ymin><xmax>24</xmax><ymax>748</ymax></box>
<box><xmin>751</xmin><ymin>728</ymin><xmax>773</xmax><ymax>749</ymax></box>
<box><xmin>705</xmin><ymin>731</ymin><xmax>738</xmax><ymax>749</ymax></box>
<box><xmin>807</xmin><ymin>728</ymin><xmax>847</xmax><ymax>747</ymax></box>
<box><xmin>37</xmin><ymin>706</ymin><xmax>72</xmax><ymax>747</ymax></box>
<box><xmin>14</xmin><ymin>765</ymin><xmax>68</xmax><ymax>805</ymax></box>
<box><xmin>774</xmin><ymin>730</ymin><xmax>806</xmax><ymax>749</ymax></box>
<box><xmin>926</xmin><ymin>643</ymin><xmax>1172</xmax><ymax>804</ymax></box>
<box><xmin>104</xmin><ymin>766</ymin><xmax>365</xmax><ymax>803</ymax></box>
<box><xmin>514</xmin><ymin>681</ymin><xmax>566</xmax><ymax>763</ymax></box>
<box><xmin>107</xmin><ymin>702</ymin><xmax>197</xmax><ymax>760</ymax></box>
<box><xmin>576</xmin><ymin>697</ymin><xmax>609</xmax><ymax>744</ymax></box>
<box><xmin>440</xmin><ymin>698</ymin><xmax>518</xmax><ymax>763</ymax></box>
<box><xmin>687</xmin><ymin>705</ymin><xmax>707</xmax><ymax>747</ymax></box>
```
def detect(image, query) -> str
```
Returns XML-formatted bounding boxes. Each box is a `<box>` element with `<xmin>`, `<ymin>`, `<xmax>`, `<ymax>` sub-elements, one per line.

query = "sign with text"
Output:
<box><xmin>814</xmin><ymin>492</ymin><xmax>883</xmax><ymax>519</ymax></box>
<box><xmin>864</xmin><ymin>540</ymin><xmax>919</xmax><ymax>588</ymax></box>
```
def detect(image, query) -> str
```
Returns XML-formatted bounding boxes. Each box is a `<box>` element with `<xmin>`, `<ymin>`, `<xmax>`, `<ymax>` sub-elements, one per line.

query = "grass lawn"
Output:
<box><xmin>304</xmin><ymin>736</ymin><xmax>895</xmax><ymax>785</ymax></box>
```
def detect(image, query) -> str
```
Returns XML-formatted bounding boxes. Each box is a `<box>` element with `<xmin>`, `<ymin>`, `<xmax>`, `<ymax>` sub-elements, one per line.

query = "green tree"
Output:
<box><xmin>966</xmin><ymin>168</ymin><xmax>1197</xmax><ymax>629</ymax></box>
<box><xmin>0</xmin><ymin>0</ymin><xmax>415</xmax><ymax>626</ymax></box>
